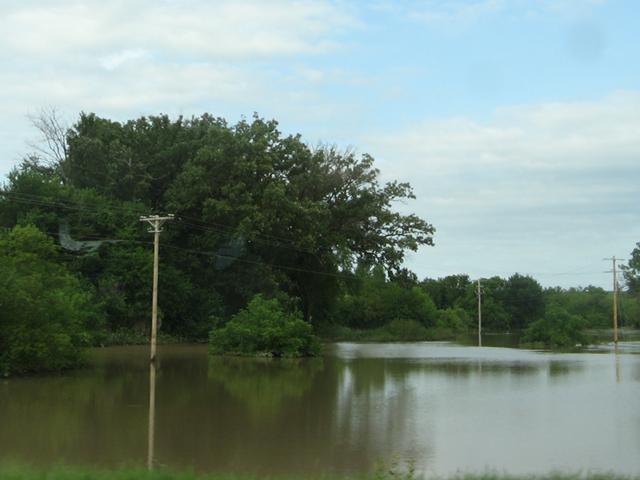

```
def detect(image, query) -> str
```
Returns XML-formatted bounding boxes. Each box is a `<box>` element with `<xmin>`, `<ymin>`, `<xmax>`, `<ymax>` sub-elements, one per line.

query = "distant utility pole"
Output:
<box><xmin>604</xmin><ymin>256</ymin><xmax>623</xmax><ymax>345</ymax></box>
<box><xmin>140</xmin><ymin>214</ymin><xmax>174</xmax><ymax>362</ymax></box>
<box><xmin>477</xmin><ymin>279</ymin><xmax>482</xmax><ymax>347</ymax></box>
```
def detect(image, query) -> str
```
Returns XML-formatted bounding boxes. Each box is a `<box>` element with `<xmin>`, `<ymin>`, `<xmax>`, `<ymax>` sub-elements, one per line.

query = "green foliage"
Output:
<box><xmin>503</xmin><ymin>274</ymin><xmax>545</xmax><ymax>329</ymax></box>
<box><xmin>377</xmin><ymin>319</ymin><xmax>429</xmax><ymax>341</ymax></box>
<box><xmin>522</xmin><ymin>306</ymin><xmax>587</xmax><ymax>348</ymax></box>
<box><xmin>0</xmin><ymin>465</ymin><xmax>635</xmax><ymax>480</ymax></box>
<box><xmin>336</xmin><ymin>266</ymin><xmax>438</xmax><ymax>329</ymax></box>
<box><xmin>475</xmin><ymin>277</ymin><xmax>510</xmax><ymax>330</ymax></box>
<box><xmin>436</xmin><ymin>307</ymin><xmax>472</xmax><ymax>332</ymax></box>
<box><xmin>0</xmin><ymin>225</ymin><xmax>100</xmax><ymax>375</ymax></box>
<box><xmin>544</xmin><ymin>286</ymin><xmax>610</xmax><ymax>328</ymax></box>
<box><xmin>1</xmin><ymin>112</ymin><xmax>435</xmax><ymax>343</ymax></box>
<box><xmin>209</xmin><ymin>295</ymin><xmax>321</xmax><ymax>357</ymax></box>
<box><xmin>422</xmin><ymin>274</ymin><xmax>471</xmax><ymax>310</ymax></box>
<box><xmin>94</xmin><ymin>327</ymin><xmax>186</xmax><ymax>347</ymax></box>
<box><xmin>622</xmin><ymin>242</ymin><xmax>640</xmax><ymax>294</ymax></box>
<box><xmin>620</xmin><ymin>294</ymin><xmax>640</xmax><ymax>328</ymax></box>
<box><xmin>208</xmin><ymin>356</ymin><xmax>323</xmax><ymax>417</ymax></box>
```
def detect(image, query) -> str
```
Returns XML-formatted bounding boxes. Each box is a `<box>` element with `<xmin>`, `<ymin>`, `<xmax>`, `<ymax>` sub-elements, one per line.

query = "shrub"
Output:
<box><xmin>209</xmin><ymin>295</ymin><xmax>321</xmax><ymax>357</ymax></box>
<box><xmin>0</xmin><ymin>225</ymin><xmax>100</xmax><ymax>376</ymax></box>
<box><xmin>436</xmin><ymin>307</ymin><xmax>471</xmax><ymax>332</ymax></box>
<box><xmin>380</xmin><ymin>319</ymin><xmax>429</xmax><ymax>341</ymax></box>
<box><xmin>522</xmin><ymin>306</ymin><xmax>586</xmax><ymax>348</ymax></box>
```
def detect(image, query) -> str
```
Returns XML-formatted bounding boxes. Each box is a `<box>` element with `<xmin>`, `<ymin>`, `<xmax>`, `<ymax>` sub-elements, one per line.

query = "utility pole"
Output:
<box><xmin>140</xmin><ymin>214</ymin><xmax>174</xmax><ymax>362</ymax></box>
<box><xmin>604</xmin><ymin>256</ymin><xmax>622</xmax><ymax>345</ymax></box>
<box><xmin>477</xmin><ymin>279</ymin><xmax>482</xmax><ymax>347</ymax></box>
<box><xmin>147</xmin><ymin>362</ymin><xmax>156</xmax><ymax>470</ymax></box>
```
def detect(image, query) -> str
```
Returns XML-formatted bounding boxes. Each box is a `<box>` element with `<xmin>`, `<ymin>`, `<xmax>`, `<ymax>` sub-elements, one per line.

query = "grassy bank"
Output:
<box><xmin>94</xmin><ymin>328</ymin><xmax>190</xmax><ymax>347</ymax></box>
<box><xmin>318</xmin><ymin>320</ymin><xmax>461</xmax><ymax>343</ymax></box>
<box><xmin>0</xmin><ymin>466</ymin><xmax>636</xmax><ymax>480</ymax></box>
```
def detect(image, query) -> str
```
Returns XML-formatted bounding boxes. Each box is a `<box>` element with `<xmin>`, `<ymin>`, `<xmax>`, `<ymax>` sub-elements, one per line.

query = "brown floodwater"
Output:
<box><xmin>1</xmin><ymin>342</ymin><xmax>639</xmax><ymax>476</ymax></box>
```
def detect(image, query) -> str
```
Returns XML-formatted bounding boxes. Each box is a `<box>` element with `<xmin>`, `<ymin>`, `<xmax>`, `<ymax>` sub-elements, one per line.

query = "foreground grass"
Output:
<box><xmin>0</xmin><ymin>466</ymin><xmax>636</xmax><ymax>480</ymax></box>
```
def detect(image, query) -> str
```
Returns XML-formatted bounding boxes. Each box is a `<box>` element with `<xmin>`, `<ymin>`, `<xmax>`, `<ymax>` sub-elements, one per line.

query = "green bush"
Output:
<box><xmin>209</xmin><ymin>295</ymin><xmax>321</xmax><ymax>357</ymax></box>
<box><xmin>522</xmin><ymin>306</ymin><xmax>587</xmax><ymax>348</ymax></box>
<box><xmin>380</xmin><ymin>319</ymin><xmax>429</xmax><ymax>341</ymax></box>
<box><xmin>0</xmin><ymin>225</ymin><xmax>100</xmax><ymax>376</ymax></box>
<box><xmin>335</xmin><ymin>266</ymin><xmax>439</xmax><ymax>330</ymax></box>
<box><xmin>436</xmin><ymin>307</ymin><xmax>471</xmax><ymax>332</ymax></box>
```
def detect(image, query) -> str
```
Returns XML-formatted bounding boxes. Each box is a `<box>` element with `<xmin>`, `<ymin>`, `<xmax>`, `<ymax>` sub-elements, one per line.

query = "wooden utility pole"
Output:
<box><xmin>140</xmin><ymin>214</ymin><xmax>174</xmax><ymax>362</ymax></box>
<box><xmin>604</xmin><ymin>256</ymin><xmax>621</xmax><ymax>345</ymax></box>
<box><xmin>477</xmin><ymin>279</ymin><xmax>482</xmax><ymax>347</ymax></box>
<box><xmin>147</xmin><ymin>362</ymin><xmax>157</xmax><ymax>470</ymax></box>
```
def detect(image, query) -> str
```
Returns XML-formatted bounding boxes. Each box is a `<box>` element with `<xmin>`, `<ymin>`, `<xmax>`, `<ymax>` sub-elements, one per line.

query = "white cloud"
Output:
<box><xmin>371</xmin><ymin>91</ymin><xmax>640</xmax><ymax>176</ymax></box>
<box><xmin>0</xmin><ymin>0</ymin><xmax>358</xmax><ymax>175</ymax></box>
<box><xmin>0</xmin><ymin>1</ymin><xmax>355</xmax><ymax>60</ymax></box>
<box><xmin>366</xmin><ymin>92</ymin><xmax>640</xmax><ymax>284</ymax></box>
<box><xmin>100</xmin><ymin>49</ymin><xmax>150</xmax><ymax>71</ymax></box>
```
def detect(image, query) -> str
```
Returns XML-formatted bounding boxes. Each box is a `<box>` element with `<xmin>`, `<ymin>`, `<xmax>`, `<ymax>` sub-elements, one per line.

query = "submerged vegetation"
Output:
<box><xmin>522</xmin><ymin>306</ymin><xmax>587</xmax><ymax>348</ymax></box>
<box><xmin>1</xmin><ymin>111</ymin><xmax>639</xmax><ymax>372</ymax></box>
<box><xmin>209</xmin><ymin>295</ymin><xmax>321</xmax><ymax>357</ymax></box>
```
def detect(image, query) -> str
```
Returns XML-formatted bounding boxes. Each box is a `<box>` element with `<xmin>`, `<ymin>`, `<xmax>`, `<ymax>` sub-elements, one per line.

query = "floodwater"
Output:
<box><xmin>1</xmin><ymin>342</ymin><xmax>639</xmax><ymax>476</ymax></box>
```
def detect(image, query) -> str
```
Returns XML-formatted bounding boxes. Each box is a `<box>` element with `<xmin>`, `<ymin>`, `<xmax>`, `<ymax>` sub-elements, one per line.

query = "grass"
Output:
<box><xmin>93</xmin><ymin>327</ymin><xmax>188</xmax><ymax>347</ymax></box>
<box><xmin>0</xmin><ymin>465</ymin><xmax>637</xmax><ymax>480</ymax></box>
<box><xmin>319</xmin><ymin>321</ymin><xmax>460</xmax><ymax>343</ymax></box>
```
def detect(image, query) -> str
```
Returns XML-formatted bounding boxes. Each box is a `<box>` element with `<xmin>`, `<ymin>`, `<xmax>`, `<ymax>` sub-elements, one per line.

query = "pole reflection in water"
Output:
<box><xmin>614</xmin><ymin>345</ymin><xmax>621</xmax><ymax>383</ymax></box>
<box><xmin>147</xmin><ymin>361</ymin><xmax>157</xmax><ymax>470</ymax></box>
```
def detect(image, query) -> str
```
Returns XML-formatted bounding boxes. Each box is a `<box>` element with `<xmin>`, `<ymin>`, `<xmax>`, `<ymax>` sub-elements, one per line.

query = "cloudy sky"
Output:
<box><xmin>1</xmin><ymin>0</ymin><xmax>638</xmax><ymax>288</ymax></box>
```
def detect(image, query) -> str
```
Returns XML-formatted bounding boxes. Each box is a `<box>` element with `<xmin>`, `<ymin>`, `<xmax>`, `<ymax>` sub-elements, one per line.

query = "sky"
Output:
<box><xmin>0</xmin><ymin>0</ymin><xmax>638</xmax><ymax>288</ymax></box>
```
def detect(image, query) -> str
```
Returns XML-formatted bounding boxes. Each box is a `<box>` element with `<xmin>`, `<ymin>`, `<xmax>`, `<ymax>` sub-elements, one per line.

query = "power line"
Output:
<box><xmin>157</xmin><ymin>241</ymin><xmax>354</xmax><ymax>280</ymax></box>
<box><xmin>1</xmin><ymin>190</ymin><xmax>327</xmax><ymax>258</ymax></box>
<box><xmin>1</xmin><ymin>220</ymin><xmax>356</xmax><ymax>281</ymax></box>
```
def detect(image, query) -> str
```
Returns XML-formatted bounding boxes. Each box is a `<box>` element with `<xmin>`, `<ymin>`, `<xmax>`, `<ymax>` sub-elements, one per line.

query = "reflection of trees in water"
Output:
<box><xmin>207</xmin><ymin>356</ymin><xmax>324</xmax><ymax>418</ymax></box>
<box><xmin>0</xmin><ymin>346</ymin><xmax>605</xmax><ymax>476</ymax></box>
<box><xmin>327</xmin><ymin>356</ymin><xmax>586</xmax><ymax>474</ymax></box>
<box><xmin>332</xmin><ymin>358</ymin><xmax>427</xmax><ymax>470</ymax></box>
<box><xmin>547</xmin><ymin>360</ymin><xmax>582</xmax><ymax>378</ymax></box>
<box><xmin>0</xmin><ymin>356</ymin><xmax>149</xmax><ymax>467</ymax></box>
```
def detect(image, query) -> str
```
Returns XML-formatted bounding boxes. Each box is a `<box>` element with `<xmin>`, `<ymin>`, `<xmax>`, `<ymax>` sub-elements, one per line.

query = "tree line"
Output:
<box><xmin>1</xmin><ymin>111</ymin><xmax>638</xmax><ymax>373</ymax></box>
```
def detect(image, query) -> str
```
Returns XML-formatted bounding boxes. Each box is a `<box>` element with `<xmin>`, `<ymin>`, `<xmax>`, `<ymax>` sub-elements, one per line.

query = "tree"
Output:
<box><xmin>544</xmin><ymin>285</ymin><xmax>610</xmax><ymax>328</ymax></box>
<box><xmin>622</xmin><ymin>242</ymin><xmax>640</xmax><ymax>294</ymax></box>
<box><xmin>421</xmin><ymin>274</ymin><xmax>471</xmax><ymax>309</ymax></box>
<box><xmin>0</xmin><ymin>225</ymin><xmax>100</xmax><ymax>375</ymax></box>
<box><xmin>68</xmin><ymin>114</ymin><xmax>435</xmax><ymax>324</ymax></box>
<box><xmin>27</xmin><ymin>107</ymin><xmax>69</xmax><ymax>167</ymax></box>
<box><xmin>335</xmin><ymin>265</ymin><xmax>438</xmax><ymax>329</ymax></box>
<box><xmin>456</xmin><ymin>276</ymin><xmax>510</xmax><ymax>331</ymax></box>
<box><xmin>503</xmin><ymin>274</ymin><xmax>545</xmax><ymax>329</ymax></box>
<box><xmin>2</xmin><ymin>112</ymin><xmax>435</xmax><ymax>337</ymax></box>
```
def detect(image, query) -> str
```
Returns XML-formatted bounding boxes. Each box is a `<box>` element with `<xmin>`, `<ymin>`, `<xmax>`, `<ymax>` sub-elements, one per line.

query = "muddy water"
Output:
<box><xmin>1</xmin><ymin>342</ymin><xmax>639</xmax><ymax>475</ymax></box>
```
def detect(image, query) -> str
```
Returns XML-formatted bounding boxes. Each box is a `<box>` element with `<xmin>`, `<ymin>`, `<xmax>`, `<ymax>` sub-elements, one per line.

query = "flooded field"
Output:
<box><xmin>1</xmin><ymin>342</ymin><xmax>639</xmax><ymax>476</ymax></box>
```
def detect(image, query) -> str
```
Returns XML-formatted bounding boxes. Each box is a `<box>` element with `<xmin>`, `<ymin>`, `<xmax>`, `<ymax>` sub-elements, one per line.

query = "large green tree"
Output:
<box><xmin>421</xmin><ymin>274</ymin><xmax>471</xmax><ymax>310</ymax></box>
<box><xmin>503</xmin><ymin>274</ymin><xmax>545</xmax><ymax>329</ymax></box>
<box><xmin>1</xmin><ymin>113</ymin><xmax>435</xmax><ymax>334</ymax></box>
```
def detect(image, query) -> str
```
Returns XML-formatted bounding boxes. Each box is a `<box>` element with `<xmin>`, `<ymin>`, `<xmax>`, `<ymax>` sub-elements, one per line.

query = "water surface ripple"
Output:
<box><xmin>1</xmin><ymin>342</ymin><xmax>639</xmax><ymax>475</ymax></box>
